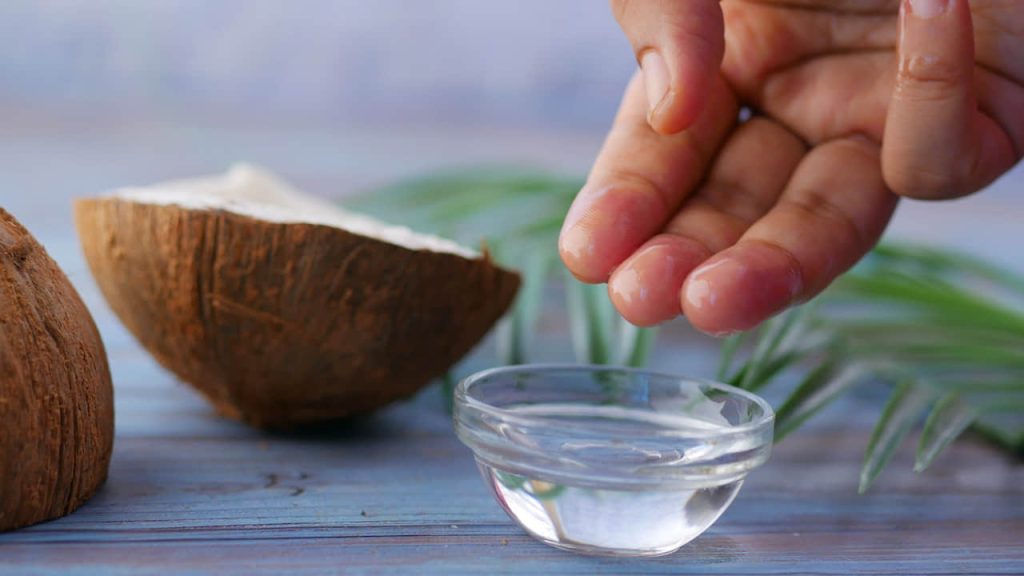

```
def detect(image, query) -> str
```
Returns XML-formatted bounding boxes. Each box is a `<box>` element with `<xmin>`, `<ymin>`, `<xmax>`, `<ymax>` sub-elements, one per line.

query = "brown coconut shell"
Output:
<box><xmin>74</xmin><ymin>198</ymin><xmax>520</xmax><ymax>429</ymax></box>
<box><xmin>0</xmin><ymin>209</ymin><xmax>114</xmax><ymax>532</ymax></box>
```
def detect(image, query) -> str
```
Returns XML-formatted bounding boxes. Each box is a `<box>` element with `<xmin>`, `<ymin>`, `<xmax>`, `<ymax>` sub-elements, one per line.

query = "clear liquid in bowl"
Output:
<box><xmin>477</xmin><ymin>404</ymin><xmax>744</xmax><ymax>557</ymax></box>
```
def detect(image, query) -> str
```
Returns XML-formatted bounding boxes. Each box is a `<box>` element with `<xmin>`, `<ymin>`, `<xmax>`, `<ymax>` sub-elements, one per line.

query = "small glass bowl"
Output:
<box><xmin>453</xmin><ymin>364</ymin><xmax>774</xmax><ymax>557</ymax></box>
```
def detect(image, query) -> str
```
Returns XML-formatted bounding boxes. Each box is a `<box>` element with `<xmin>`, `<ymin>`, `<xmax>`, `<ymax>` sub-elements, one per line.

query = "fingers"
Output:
<box><xmin>737</xmin><ymin>0</ymin><xmax>898</xmax><ymax>11</ymax></box>
<box><xmin>720</xmin><ymin>0</ymin><xmax>897</xmax><ymax>143</ymax></box>
<box><xmin>607</xmin><ymin>118</ymin><xmax>806</xmax><ymax>326</ymax></box>
<box><xmin>722</xmin><ymin>1</ymin><xmax>897</xmax><ymax>101</ymax></box>
<box><xmin>559</xmin><ymin>73</ymin><xmax>737</xmax><ymax>284</ymax></box>
<box><xmin>757</xmin><ymin>53</ymin><xmax>894</xmax><ymax>143</ymax></box>
<box><xmin>664</xmin><ymin>118</ymin><xmax>808</xmax><ymax>251</ymax></box>
<box><xmin>683</xmin><ymin>138</ymin><xmax>898</xmax><ymax>334</ymax></box>
<box><xmin>610</xmin><ymin>0</ymin><xmax>724</xmax><ymax>134</ymax></box>
<box><xmin>882</xmin><ymin>0</ymin><xmax>1018</xmax><ymax>199</ymax></box>
<box><xmin>605</xmin><ymin>235</ymin><xmax>710</xmax><ymax>327</ymax></box>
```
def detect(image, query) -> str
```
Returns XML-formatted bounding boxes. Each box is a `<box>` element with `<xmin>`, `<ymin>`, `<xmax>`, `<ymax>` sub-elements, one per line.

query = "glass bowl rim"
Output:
<box><xmin>456</xmin><ymin>363</ymin><xmax>775</xmax><ymax>434</ymax></box>
<box><xmin>453</xmin><ymin>363</ymin><xmax>776</xmax><ymax>487</ymax></box>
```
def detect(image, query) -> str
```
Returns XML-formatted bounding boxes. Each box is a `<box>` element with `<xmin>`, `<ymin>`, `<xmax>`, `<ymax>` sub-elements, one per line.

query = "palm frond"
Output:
<box><xmin>354</xmin><ymin>168</ymin><xmax>1024</xmax><ymax>489</ymax></box>
<box><xmin>916</xmin><ymin>393</ymin><xmax>976</xmax><ymax>472</ymax></box>
<box><xmin>723</xmin><ymin>245</ymin><xmax>1024</xmax><ymax>490</ymax></box>
<box><xmin>566</xmin><ymin>274</ymin><xmax>615</xmax><ymax>365</ymax></box>
<box><xmin>774</xmin><ymin>361</ymin><xmax>870</xmax><ymax>442</ymax></box>
<box><xmin>859</xmin><ymin>382</ymin><xmax>934</xmax><ymax>493</ymax></box>
<box><xmin>617</xmin><ymin>320</ymin><xmax>658</xmax><ymax>368</ymax></box>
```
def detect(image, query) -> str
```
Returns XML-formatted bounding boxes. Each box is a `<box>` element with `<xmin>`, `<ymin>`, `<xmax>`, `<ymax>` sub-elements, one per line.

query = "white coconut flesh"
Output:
<box><xmin>109</xmin><ymin>164</ymin><xmax>476</xmax><ymax>258</ymax></box>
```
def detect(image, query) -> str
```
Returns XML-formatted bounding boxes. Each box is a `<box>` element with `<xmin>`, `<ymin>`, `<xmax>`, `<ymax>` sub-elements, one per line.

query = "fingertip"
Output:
<box><xmin>608</xmin><ymin>269</ymin><xmax>662</xmax><ymax>327</ymax></box>
<box><xmin>558</xmin><ymin>185</ymin><xmax>667</xmax><ymax>284</ymax></box>
<box><xmin>682</xmin><ymin>243</ymin><xmax>803</xmax><ymax>334</ymax></box>
<box><xmin>608</xmin><ymin>235</ymin><xmax>709</xmax><ymax>326</ymax></box>
<box><xmin>558</xmin><ymin>226</ymin><xmax>605</xmax><ymax>284</ymax></box>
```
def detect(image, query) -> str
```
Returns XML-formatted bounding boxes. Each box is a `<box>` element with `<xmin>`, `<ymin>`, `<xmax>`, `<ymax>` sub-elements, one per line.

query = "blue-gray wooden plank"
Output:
<box><xmin>1</xmin><ymin>110</ymin><xmax>1022</xmax><ymax>575</ymax></box>
<box><xmin>2</xmin><ymin>325</ymin><xmax>1022</xmax><ymax>575</ymax></box>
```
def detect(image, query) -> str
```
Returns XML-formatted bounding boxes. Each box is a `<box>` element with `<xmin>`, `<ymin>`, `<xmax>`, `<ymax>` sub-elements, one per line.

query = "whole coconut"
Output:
<box><xmin>0</xmin><ymin>209</ymin><xmax>114</xmax><ymax>532</ymax></box>
<box><xmin>75</xmin><ymin>165</ymin><xmax>519</xmax><ymax>429</ymax></box>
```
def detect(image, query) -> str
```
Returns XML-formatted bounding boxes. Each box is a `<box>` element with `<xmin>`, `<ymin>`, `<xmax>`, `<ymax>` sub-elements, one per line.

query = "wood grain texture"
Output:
<box><xmin>1</xmin><ymin>303</ymin><xmax>1021</xmax><ymax>574</ymax></box>
<box><xmin>1</xmin><ymin>118</ymin><xmax>1022</xmax><ymax>574</ymax></box>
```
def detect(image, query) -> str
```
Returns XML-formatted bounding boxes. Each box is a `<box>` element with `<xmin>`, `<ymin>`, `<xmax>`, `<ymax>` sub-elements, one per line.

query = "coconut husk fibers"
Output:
<box><xmin>74</xmin><ymin>198</ymin><xmax>520</xmax><ymax>429</ymax></box>
<box><xmin>0</xmin><ymin>209</ymin><xmax>114</xmax><ymax>531</ymax></box>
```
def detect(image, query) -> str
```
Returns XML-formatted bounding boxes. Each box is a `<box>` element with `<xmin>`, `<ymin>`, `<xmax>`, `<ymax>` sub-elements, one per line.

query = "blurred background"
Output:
<box><xmin>1</xmin><ymin>0</ymin><xmax>633</xmax><ymax>218</ymax></box>
<box><xmin>2</xmin><ymin>6</ymin><xmax>1021</xmax><ymax>566</ymax></box>
<box><xmin>2</xmin><ymin>0</ymin><xmax>1021</xmax><ymax>310</ymax></box>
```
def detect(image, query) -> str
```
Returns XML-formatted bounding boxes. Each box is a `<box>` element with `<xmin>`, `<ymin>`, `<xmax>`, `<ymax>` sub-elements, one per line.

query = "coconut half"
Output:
<box><xmin>74</xmin><ymin>165</ymin><xmax>520</xmax><ymax>429</ymax></box>
<box><xmin>1</xmin><ymin>209</ymin><xmax>114</xmax><ymax>531</ymax></box>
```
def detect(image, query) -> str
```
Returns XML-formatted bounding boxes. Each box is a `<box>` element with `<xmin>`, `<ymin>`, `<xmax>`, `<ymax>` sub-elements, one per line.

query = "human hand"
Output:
<box><xmin>559</xmin><ymin>0</ymin><xmax>1023</xmax><ymax>334</ymax></box>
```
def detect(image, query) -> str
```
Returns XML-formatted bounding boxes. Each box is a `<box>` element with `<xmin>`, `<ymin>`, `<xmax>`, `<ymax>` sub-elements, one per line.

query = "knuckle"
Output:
<box><xmin>886</xmin><ymin>164</ymin><xmax>972</xmax><ymax>200</ymax></box>
<box><xmin>784</xmin><ymin>195</ymin><xmax>870</xmax><ymax>256</ymax></box>
<box><xmin>895</xmin><ymin>54</ymin><xmax>968</xmax><ymax>100</ymax></box>
<box><xmin>599</xmin><ymin>169</ymin><xmax>672</xmax><ymax>214</ymax></box>
<box><xmin>666</xmin><ymin>8</ymin><xmax>724</xmax><ymax>63</ymax></box>
<box><xmin>721</xmin><ymin>10</ymin><xmax>771</xmax><ymax>89</ymax></box>
<box><xmin>663</xmin><ymin>206</ymin><xmax>741</xmax><ymax>254</ymax></box>
<box><xmin>612</xmin><ymin>0</ymin><xmax>723</xmax><ymax>64</ymax></box>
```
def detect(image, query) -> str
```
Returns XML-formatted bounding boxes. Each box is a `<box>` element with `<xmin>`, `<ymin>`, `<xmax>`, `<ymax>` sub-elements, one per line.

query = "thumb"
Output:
<box><xmin>610</xmin><ymin>0</ymin><xmax>724</xmax><ymax>135</ymax></box>
<box><xmin>883</xmin><ymin>0</ymin><xmax>1014</xmax><ymax>199</ymax></box>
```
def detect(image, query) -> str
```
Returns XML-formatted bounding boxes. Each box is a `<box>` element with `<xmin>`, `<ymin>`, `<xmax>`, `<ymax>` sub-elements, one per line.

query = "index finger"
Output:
<box><xmin>559</xmin><ymin>73</ymin><xmax>737</xmax><ymax>283</ymax></box>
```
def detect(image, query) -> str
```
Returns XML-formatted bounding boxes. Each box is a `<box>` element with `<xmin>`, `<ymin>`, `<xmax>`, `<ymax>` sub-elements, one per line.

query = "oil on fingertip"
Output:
<box><xmin>558</xmin><ymin>225</ymin><xmax>595</xmax><ymax>273</ymax></box>
<box><xmin>684</xmin><ymin>259</ymin><xmax>729</xmax><ymax>311</ymax></box>
<box><xmin>609</xmin><ymin>267</ymin><xmax>642</xmax><ymax>306</ymax></box>
<box><xmin>684</xmin><ymin>276</ymin><xmax>715</xmax><ymax>311</ymax></box>
<box><xmin>908</xmin><ymin>0</ymin><xmax>949</xmax><ymax>19</ymax></box>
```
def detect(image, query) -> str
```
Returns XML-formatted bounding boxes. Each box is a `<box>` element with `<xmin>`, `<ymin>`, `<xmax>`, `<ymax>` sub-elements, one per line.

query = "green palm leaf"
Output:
<box><xmin>860</xmin><ymin>382</ymin><xmax>934</xmax><ymax>493</ymax></box>
<box><xmin>566</xmin><ymin>274</ymin><xmax>615</xmax><ymax>365</ymax></box>
<box><xmin>355</xmin><ymin>168</ymin><xmax>1024</xmax><ymax>490</ymax></box>
<box><xmin>494</xmin><ymin>250</ymin><xmax>553</xmax><ymax>365</ymax></box>
<box><xmin>915</xmin><ymin>393</ymin><xmax>976</xmax><ymax>473</ymax></box>
<box><xmin>774</xmin><ymin>362</ymin><xmax>872</xmax><ymax>442</ymax></box>
<box><xmin>617</xmin><ymin>321</ymin><xmax>658</xmax><ymax>368</ymax></box>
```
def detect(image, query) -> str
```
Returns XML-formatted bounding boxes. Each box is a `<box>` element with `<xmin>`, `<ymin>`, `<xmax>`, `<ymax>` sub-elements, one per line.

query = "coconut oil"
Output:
<box><xmin>473</xmin><ymin>404</ymin><xmax>748</xmax><ymax>556</ymax></box>
<box><xmin>454</xmin><ymin>365</ymin><xmax>774</xmax><ymax>557</ymax></box>
<box><xmin>481</xmin><ymin>464</ymin><xmax>741</xmax><ymax>556</ymax></box>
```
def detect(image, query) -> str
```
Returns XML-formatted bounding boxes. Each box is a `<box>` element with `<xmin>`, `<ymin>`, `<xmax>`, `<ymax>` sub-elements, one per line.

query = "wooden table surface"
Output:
<box><xmin>1</xmin><ymin>117</ymin><xmax>1022</xmax><ymax>575</ymax></box>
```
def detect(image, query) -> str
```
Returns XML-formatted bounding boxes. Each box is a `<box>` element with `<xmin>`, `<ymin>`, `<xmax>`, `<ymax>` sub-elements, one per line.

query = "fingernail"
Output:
<box><xmin>908</xmin><ymin>0</ymin><xmax>949</xmax><ymax>19</ymax></box>
<box><xmin>641</xmin><ymin>51</ymin><xmax>671</xmax><ymax>126</ymax></box>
